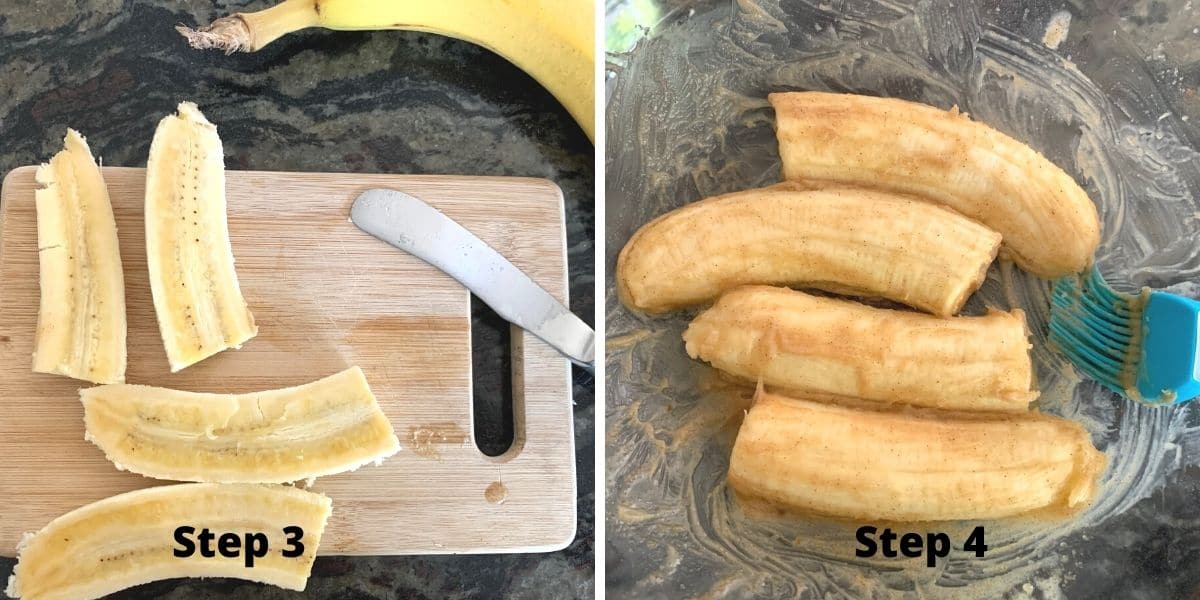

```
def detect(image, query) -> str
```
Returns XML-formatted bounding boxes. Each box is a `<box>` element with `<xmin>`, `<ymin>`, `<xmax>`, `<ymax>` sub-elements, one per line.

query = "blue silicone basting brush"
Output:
<box><xmin>1049</xmin><ymin>266</ymin><xmax>1200</xmax><ymax>405</ymax></box>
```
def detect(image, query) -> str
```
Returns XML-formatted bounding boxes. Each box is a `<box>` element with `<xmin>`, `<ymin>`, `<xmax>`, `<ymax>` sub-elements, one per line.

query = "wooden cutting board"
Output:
<box><xmin>0</xmin><ymin>166</ymin><xmax>576</xmax><ymax>555</ymax></box>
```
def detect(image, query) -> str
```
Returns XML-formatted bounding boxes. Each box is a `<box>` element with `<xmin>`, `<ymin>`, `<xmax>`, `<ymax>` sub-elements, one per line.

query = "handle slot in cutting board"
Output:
<box><xmin>470</xmin><ymin>296</ymin><xmax>516</xmax><ymax>457</ymax></box>
<box><xmin>0</xmin><ymin>166</ymin><xmax>576</xmax><ymax>555</ymax></box>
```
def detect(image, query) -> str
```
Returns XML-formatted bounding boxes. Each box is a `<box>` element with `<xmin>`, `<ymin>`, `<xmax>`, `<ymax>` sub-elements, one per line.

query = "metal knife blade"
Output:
<box><xmin>350</xmin><ymin>188</ymin><xmax>594</xmax><ymax>369</ymax></box>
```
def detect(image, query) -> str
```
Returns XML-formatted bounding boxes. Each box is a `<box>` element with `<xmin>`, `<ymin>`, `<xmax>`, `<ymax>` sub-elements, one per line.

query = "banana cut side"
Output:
<box><xmin>617</xmin><ymin>183</ymin><xmax>1000</xmax><ymax>316</ymax></box>
<box><xmin>5</xmin><ymin>483</ymin><xmax>331</xmax><ymax>599</ymax></box>
<box><xmin>145</xmin><ymin>101</ymin><xmax>257</xmax><ymax>372</ymax></box>
<box><xmin>770</xmin><ymin>92</ymin><xmax>1100</xmax><ymax>278</ymax></box>
<box><xmin>729</xmin><ymin>389</ymin><xmax>1106</xmax><ymax>521</ymax></box>
<box><xmin>32</xmin><ymin>129</ymin><xmax>126</xmax><ymax>384</ymax></box>
<box><xmin>684</xmin><ymin>286</ymin><xmax>1037</xmax><ymax>412</ymax></box>
<box><xmin>82</xmin><ymin>366</ymin><xmax>400</xmax><ymax>484</ymax></box>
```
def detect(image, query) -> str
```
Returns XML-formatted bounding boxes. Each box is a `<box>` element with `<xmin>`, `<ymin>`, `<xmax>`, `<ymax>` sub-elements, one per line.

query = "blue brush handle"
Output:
<box><xmin>1138</xmin><ymin>291</ymin><xmax>1200</xmax><ymax>404</ymax></box>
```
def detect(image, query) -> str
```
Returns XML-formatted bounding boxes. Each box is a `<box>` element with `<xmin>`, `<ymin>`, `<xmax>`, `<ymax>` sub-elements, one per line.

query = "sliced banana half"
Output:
<box><xmin>145</xmin><ymin>101</ymin><xmax>257</xmax><ymax>372</ymax></box>
<box><xmin>32</xmin><ymin>129</ymin><xmax>126</xmax><ymax>384</ymax></box>
<box><xmin>5</xmin><ymin>483</ymin><xmax>332</xmax><ymax>599</ymax></box>
<box><xmin>82</xmin><ymin>366</ymin><xmax>400</xmax><ymax>484</ymax></box>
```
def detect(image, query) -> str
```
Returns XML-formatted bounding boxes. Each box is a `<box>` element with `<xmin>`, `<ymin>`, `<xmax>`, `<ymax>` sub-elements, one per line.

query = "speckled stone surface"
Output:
<box><xmin>0</xmin><ymin>1</ymin><xmax>594</xmax><ymax>598</ymax></box>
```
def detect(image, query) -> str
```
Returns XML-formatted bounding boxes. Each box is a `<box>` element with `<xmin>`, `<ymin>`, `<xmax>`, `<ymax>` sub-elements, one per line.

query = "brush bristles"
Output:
<box><xmin>1048</xmin><ymin>267</ymin><xmax>1141</xmax><ymax>394</ymax></box>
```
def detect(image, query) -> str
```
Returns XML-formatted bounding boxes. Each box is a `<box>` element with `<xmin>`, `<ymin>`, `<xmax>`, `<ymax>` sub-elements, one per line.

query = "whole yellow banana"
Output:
<box><xmin>180</xmin><ymin>0</ymin><xmax>595</xmax><ymax>140</ymax></box>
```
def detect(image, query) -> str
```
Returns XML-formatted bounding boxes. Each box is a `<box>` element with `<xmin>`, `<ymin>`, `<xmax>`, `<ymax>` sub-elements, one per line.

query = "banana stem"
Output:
<box><xmin>177</xmin><ymin>0</ymin><xmax>320</xmax><ymax>53</ymax></box>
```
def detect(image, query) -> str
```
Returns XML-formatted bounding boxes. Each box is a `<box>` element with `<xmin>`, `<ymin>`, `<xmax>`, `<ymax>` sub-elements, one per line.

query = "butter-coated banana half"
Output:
<box><xmin>729</xmin><ymin>389</ymin><xmax>1106</xmax><ymax>521</ymax></box>
<box><xmin>684</xmin><ymin>286</ymin><xmax>1036</xmax><ymax>412</ymax></box>
<box><xmin>5</xmin><ymin>484</ymin><xmax>332</xmax><ymax>599</ymax></box>
<box><xmin>32</xmin><ymin>129</ymin><xmax>126</xmax><ymax>384</ymax></box>
<box><xmin>770</xmin><ymin>92</ymin><xmax>1100</xmax><ymax>278</ymax></box>
<box><xmin>82</xmin><ymin>367</ymin><xmax>399</xmax><ymax>484</ymax></box>
<box><xmin>617</xmin><ymin>183</ymin><xmax>1000</xmax><ymax>316</ymax></box>
<box><xmin>145</xmin><ymin>102</ymin><xmax>257</xmax><ymax>372</ymax></box>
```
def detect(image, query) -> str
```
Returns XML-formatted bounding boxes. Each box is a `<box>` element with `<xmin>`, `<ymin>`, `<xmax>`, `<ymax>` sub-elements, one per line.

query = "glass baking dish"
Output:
<box><xmin>605</xmin><ymin>1</ymin><xmax>1200</xmax><ymax>596</ymax></box>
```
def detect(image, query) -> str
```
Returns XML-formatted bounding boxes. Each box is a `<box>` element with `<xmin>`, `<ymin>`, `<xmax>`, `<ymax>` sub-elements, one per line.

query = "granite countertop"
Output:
<box><xmin>0</xmin><ymin>1</ymin><xmax>594</xmax><ymax>598</ymax></box>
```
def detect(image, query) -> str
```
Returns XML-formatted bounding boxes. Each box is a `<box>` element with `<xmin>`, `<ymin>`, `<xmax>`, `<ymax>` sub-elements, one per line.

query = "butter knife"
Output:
<box><xmin>350</xmin><ymin>188</ymin><xmax>595</xmax><ymax>369</ymax></box>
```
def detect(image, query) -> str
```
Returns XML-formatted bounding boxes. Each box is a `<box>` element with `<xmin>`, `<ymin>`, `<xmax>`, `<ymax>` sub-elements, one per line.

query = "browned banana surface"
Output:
<box><xmin>729</xmin><ymin>389</ymin><xmax>1106</xmax><ymax>521</ymax></box>
<box><xmin>618</xmin><ymin>183</ymin><xmax>1000</xmax><ymax>316</ymax></box>
<box><xmin>684</xmin><ymin>285</ymin><xmax>1037</xmax><ymax>412</ymax></box>
<box><xmin>771</xmin><ymin>92</ymin><xmax>1100</xmax><ymax>278</ymax></box>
